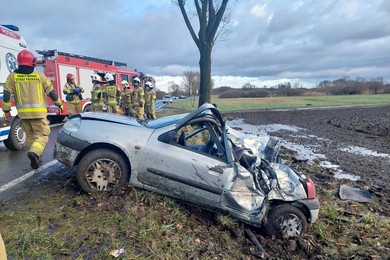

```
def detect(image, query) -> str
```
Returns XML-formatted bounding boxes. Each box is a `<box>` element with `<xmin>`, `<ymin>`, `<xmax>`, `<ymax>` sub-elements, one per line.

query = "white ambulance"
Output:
<box><xmin>0</xmin><ymin>25</ymin><xmax>27</xmax><ymax>150</ymax></box>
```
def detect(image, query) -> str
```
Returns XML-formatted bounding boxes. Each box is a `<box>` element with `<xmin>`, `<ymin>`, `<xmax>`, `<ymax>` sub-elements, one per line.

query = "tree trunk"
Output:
<box><xmin>198</xmin><ymin>44</ymin><xmax>212</xmax><ymax>106</ymax></box>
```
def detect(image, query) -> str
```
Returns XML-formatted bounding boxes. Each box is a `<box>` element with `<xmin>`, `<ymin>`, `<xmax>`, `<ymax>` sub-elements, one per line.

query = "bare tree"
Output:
<box><xmin>168</xmin><ymin>81</ymin><xmax>181</xmax><ymax>96</ymax></box>
<box><xmin>182</xmin><ymin>70</ymin><xmax>200</xmax><ymax>97</ymax></box>
<box><xmin>174</xmin><ymin>0</ymin><xmax>231</xmax><ymax>107</ymax></box>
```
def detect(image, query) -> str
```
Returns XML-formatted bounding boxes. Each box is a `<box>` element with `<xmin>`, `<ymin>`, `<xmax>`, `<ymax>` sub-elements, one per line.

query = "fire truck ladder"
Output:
<box><xmin>35</xmin><ymin>49</ymin><xmax>127</xmax><ymax>67</ymax></box>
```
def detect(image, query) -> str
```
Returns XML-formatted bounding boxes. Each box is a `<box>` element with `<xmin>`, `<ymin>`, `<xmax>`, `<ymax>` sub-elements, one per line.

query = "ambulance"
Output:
<box><xmin>0</xmin><ymin>25</ymin><xmax>27</xmax><ymax>150</ymax></box>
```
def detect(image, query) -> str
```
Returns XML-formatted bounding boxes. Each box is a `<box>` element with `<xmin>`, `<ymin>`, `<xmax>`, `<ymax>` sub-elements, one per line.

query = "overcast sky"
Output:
<box><xmin>2</xmin><ymin>0</ymin><xmax>390</xmax><ymax>91</ymax></box>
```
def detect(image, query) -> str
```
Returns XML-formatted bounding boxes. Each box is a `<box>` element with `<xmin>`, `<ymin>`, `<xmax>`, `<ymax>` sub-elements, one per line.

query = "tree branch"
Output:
<box><xmin>177</xmin><ymin>0</ymin><xmax>200</xmax><ymax>49</ymax></box>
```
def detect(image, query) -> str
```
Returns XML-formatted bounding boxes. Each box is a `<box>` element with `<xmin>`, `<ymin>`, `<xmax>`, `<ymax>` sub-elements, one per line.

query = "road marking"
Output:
<box><xmin>0</xmin><ymin>160</ymin><xmax>58</xmax><ymax>193</ymax></box>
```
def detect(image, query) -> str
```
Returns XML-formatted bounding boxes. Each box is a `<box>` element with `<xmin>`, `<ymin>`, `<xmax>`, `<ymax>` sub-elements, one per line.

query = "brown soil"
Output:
<box><xmin>225</xmin><ymin>105</ymin><xmax>390</xmax><ymax>196</ymax></box>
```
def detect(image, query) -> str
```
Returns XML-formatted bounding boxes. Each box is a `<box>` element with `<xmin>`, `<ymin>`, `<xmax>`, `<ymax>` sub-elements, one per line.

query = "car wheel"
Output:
<box><xmin>264</xmin><ymin>204</ymin><xmax>308</xmax><ymax>239</ymax></box>
<box><xmin>3</xmin><ymin>117</ymin><xmax>26</xmax><ymax>151</ymax></box>
<box><xmin>83</xmin><ymin>104</ymin><xmax>92</xmax><ymax>112</ymax></box>
<box><xmin>76</xmin><ymin>149</ymin><xmax>130</xmax><ymax>194</ymax></box>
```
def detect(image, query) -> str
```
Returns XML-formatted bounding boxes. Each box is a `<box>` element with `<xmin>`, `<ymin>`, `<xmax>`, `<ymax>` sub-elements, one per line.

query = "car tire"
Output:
<box><xmin>264</xmin><ymin>204</ymin><xmax>308</xmax><ymax>239</ymax></box>
<box><xmin>3</xmin><ymin>117</ymin><xmax>26</xmax><ymax>151</ymax></box>
<box><xmin>76</xmin><ymin>149</ymin><xmax>130</xmax><ymax>195</ymax></box>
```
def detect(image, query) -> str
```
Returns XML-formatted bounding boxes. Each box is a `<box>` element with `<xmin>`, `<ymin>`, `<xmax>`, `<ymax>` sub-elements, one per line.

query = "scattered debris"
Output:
<box><xmin>244</xmin><ymin>228</ymin><xmax>269</xmax><ymax>258</ymax></box>
<box><xmin>339</xmin><ymin>184</ymin><xmax>372</xmax><ymax>203</ymax></box>
<box><xmin>110</xmin><ymin>248</ymin><xmax>125</xmax><ymax>258</ymax></box>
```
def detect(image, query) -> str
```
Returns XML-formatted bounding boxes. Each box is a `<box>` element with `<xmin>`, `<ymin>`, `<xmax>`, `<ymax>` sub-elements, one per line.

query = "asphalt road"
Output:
<box><xmin>0</xmin><ymin>123</ymin><xmax>63</xmax><ymax>200</ymax></box>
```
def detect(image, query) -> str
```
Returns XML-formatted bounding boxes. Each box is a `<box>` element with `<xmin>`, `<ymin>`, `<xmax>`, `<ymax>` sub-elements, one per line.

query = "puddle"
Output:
<box><xmin>339</xmin><ymin>146</ymin><xmax>390</xmax><ymax>158</ymax></box>
<box><xmin>320</xmin><ymin>161</ymin><xmax>361</xmax><ymax>181</ymax></box>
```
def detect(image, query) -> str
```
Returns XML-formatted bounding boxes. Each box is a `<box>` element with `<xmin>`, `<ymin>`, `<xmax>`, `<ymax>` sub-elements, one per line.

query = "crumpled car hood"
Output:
<box><xmin>226</xmin><ymin>125</ymin><xmax>281</xmax><ymax>162</ymax></box>
<box><xmin>226</xmin><ymin>125</ymin><xmax>307</xmax><ymax>201</ymax></box>
<box><xmin>77</xmin><ymin>112</ymin><xmax>144</xmax><ymax>127</ymax></box>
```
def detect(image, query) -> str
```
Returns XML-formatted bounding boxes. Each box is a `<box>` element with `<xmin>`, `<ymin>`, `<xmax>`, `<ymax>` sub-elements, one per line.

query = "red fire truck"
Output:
<box><xmin>36</xmin><ymin>49</ymin><xmax>155</xmax><ymax>123</ymax></box>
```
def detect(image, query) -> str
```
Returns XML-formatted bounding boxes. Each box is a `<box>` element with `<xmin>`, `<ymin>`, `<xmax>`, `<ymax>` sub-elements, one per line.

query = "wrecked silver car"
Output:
<box><xmin>55</xmin><ymin>103</ymin><xmax>319</xmax><ymax>238</ymax></box>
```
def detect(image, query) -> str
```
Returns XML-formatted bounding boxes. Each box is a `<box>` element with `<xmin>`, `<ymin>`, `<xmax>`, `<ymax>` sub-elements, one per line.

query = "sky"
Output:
<box><xmin>2</xmin><ymin>0</ymin><xmax>390</xmax><ymax>92</ymax></box>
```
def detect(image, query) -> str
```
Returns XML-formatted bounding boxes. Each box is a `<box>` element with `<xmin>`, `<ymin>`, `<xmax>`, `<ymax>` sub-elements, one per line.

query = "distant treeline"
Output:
<box><xmin>214</xmin><ymin>77</ymin><xmax>390</xmax><ymax>98</ymax></box>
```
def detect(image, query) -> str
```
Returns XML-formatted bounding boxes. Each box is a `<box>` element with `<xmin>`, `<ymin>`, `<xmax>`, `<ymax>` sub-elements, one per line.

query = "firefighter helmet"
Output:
<box><xmin>17</xmin><ymin>50</ymin><xmax>36</xmax><ymax>67</ymax></box>
<box><xmin>66</xmin><ymin>73</ymin><xmax>75</xmax><ymax>81</ymax></box>
<box><xmin>133</xmin><ymin>77</ymin><xmax>140</xmax><ymax>84</ymax></box>
<box><xmin>145</xmin><ymin>81</ymin><xmax>153</xmax><ymax>89</ymax></box>
<box><xmin>91</xmin><ymin>74</ymin><xmax>100</xmax><ymax>82</ymax></box>
<box><xmin>121</xmin><ymin>80</ymin><xmax>129</xmax><ymax>88</ymax></box>
<box><xmin>104</xmin><ymin>73</ymin><xmax>114</xmax><ymax>82</ymax></box>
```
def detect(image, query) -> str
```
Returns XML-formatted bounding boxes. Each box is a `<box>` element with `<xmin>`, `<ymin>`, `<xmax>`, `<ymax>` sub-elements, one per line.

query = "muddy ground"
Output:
<box><xmin>225</xmin><ymin>105</ymin><xmax>390</xmax><ymax>201</ymax></box>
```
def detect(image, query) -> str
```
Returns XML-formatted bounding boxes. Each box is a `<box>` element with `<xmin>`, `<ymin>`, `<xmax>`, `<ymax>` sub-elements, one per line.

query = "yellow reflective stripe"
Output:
<box><xmin>15</xmin><ymin>82</ymin><xmax>22</xmax><ymax>104</ymax></box>
<box><xmin>32</xmin><ymin>142</ymin><xmax>45</xmax><ymax>152</ymax></box>
<box><xmin>37</xmin><ymin>83</ymin><xmax>43</xmax><ymax>103</ymax></box>
<box><xmin>17</xmin><ymin>107</ymin><xmax>47</xmax><ymax>113</ymax></box>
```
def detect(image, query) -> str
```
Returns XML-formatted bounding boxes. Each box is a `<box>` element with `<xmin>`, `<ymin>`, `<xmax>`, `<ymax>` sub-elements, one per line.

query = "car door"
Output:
<box><xmin>137</xmin><ymin>118</ymin><xmax>233</xmax><ymax>208</ymax></box>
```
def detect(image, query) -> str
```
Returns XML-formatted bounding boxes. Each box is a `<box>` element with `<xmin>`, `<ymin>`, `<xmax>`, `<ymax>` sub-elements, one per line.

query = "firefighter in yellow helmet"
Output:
<box><xmin>120</xmin><ymin>80</ymin><xmax>133</xmax><ymax>116</ymax></box>
<box><xmin>63</xmin><ymin>73</ymin><xmax>84</xmax><ymax>116</ymax></box>
<box><xmin>131</xmin><ymin>77</ymin><xmax>145</xmax><ymax>120</ymax></box>
<box><xmin>2</xmin><ymin>50</ymin><xmax>64</xmax><ymax>169</ymax></box>
<box><xmin>144</xmin><ymin>81</ymin><xmax>157</xmax><ymax>120</ymax></box>
<box><xmin>104</xmin><ymin>73</ymin><xmax>121</xmax><ymax>113</ymax></box>
<box><xmin>91</xmin><ymin>74</ymin><xmax>104</xmax><ymax>111</ymax></box>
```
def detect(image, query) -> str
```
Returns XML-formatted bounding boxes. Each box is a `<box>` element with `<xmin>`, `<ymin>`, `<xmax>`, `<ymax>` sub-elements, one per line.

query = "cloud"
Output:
<box><xmin>2</xmin><ymin>0</ymin><xmax>389</xmax><ymax>92</ymax></box>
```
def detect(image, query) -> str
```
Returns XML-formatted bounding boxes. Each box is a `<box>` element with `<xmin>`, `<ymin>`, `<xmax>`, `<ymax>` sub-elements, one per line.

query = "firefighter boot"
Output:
<box><xmin>28</xmin><ymin>152</ymin><xmax>40</xmax><ymax>169</ymax></box>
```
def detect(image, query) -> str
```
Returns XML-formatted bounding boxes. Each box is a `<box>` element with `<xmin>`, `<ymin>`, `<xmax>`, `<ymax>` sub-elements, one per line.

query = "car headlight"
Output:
<box><xmin>63</xmin><ymin>117</ymin><xmax>81</xmax><ymax>132</ymax></box>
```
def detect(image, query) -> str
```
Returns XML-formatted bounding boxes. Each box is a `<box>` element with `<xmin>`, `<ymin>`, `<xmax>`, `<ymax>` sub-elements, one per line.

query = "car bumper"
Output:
<box><xmin>55</xmin><ymin>131</ymin><xmax>89</xmax><ymax>167</ymax></box>
<box><xmin>299</xmin><ymin>198</ymin><xmax>320</xmax><ymax>224</ymax></box>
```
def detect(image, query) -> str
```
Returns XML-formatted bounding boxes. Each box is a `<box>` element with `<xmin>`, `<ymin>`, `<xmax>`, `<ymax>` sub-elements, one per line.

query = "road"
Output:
<box><xmin>0</xmin><ymin>123</ymin><xmax>63</xmax><ymax>200</ymax></box>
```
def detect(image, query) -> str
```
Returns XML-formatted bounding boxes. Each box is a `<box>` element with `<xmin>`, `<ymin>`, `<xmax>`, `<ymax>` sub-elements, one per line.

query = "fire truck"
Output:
<box><xmin>0</xmin><ymin>24</ymin><xmax>28</xmax><ymax>150</ymax></box>
<box><xmin>36</xmin><ymin>49</ymin><xmax>155</xmax><ymax>124</ymax></box>
<box><xmin>1</xmin><ymin>25</ymin><xmax>155</xmax><ymax>151</ymax></box>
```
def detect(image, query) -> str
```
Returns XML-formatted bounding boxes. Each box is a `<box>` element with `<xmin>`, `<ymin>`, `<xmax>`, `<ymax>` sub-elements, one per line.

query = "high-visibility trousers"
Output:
<box><xmin>21</xmin><ymin>118</ymin><xmax>50</xmax><ymax>157</ymax></box>
<box><xmin>68</xmin><ymin>103</ymin><xmax>82</xmax><ymax>116</ymax></box>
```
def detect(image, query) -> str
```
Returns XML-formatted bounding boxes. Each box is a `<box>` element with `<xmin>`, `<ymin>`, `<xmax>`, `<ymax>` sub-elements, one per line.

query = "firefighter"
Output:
<box><xmin>0</xmin><ymin>233</ymin><xmax>6</xmax><ymax>260</ymax></box>
<box><xmin>91</xmin><ymin>74</ymin><xmax>104</xmax><ymax>111</ymax></box>
<box><xmin>63</xmin><ymin>73</ymin><xmax>84</xmax><ymax>116</ymax></box>
<box><xmin>104</xmin><ymin>73</ymin><xmax>121</xmax><ymax>113</ymax></box>
<box><xmin>144</xmin><ymin>81</ymin><xmax>157</xmax><ymax>120</ymax></box>
<box><xmin>120</xmin><ymin>80</ymin><xmax>133</xmax><ymax>116</ymax></box>
<box><xmin>131</xmin><ymin>77</ymin><xmax>145</xmax><ymax>120</ymax></box>
<box><xmin>2</xmin><ymin>50</ymin><xmax>64</xmax><ymax>169</ymax></box>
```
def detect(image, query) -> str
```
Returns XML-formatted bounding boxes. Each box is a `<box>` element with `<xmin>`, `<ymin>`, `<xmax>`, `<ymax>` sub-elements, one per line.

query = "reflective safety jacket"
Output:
<box><xmin>105</xmin><ymin>84</ymin><xmax>121</xmax><ymax>105</ymax></box>
<box><xmin>3</xmin><ymin>71</ymin><xmax>62</xmax><ymax>119</ymax></box>
<box><xmin>63</xmin><ymin>83</ymin><xmax>84</xmax><ymax>104</ymax></box>
<box><xmin>145</xmin><ymin>89</ymin><xmax>156</xmax><ymax>105</ymax></box>
<box><xmin>91</xmin><ymin>83</ymin><xmax>104</xmax><ymax>106</ymax></box>
<box><xmin>120</xmin><ymin>88</ymin><xmax>132</xmax><ymax>108</ymax></box>
<box><xmin>132</xmin><ymin>86</ymin><xmax>145</xmax><ymax>107</ymax></box>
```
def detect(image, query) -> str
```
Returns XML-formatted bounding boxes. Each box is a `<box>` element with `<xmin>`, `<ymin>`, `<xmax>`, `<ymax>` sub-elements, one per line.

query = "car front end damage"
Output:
<box><xmin>225</xmin><ymin>124</ymin><xmax>320</xmax><ymax>236</ymax></box>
